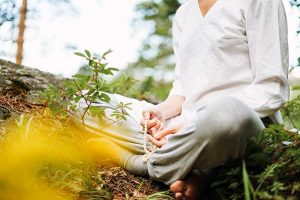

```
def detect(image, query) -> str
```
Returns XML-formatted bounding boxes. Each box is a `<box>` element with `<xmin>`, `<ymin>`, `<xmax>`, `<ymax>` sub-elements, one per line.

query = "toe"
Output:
<box><xmin>183</xmin><ymin>176</ymin><xmax>203</xmax><ymax>200</ymax></box>
<box><xmin>184</xmin><ymin>187</ymin><xmax>194</xmax><ymax>200</ymax></box>
<box><xmin>175</xmin><ymin>192</ymin><xmax>183</xmax><ymax>200</ymax></box>
<box><xmin>170</xmin><ymin>180</ymin><xmax>185</xmax><ymax>193</ymax></box>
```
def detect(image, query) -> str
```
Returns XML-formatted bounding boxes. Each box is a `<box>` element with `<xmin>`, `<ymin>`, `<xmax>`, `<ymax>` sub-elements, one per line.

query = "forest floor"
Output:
<box><xmin>0</xmin><ymin>89</ymin><xmax>300</xmax><ymax>200</ymax></box>
<box><xmin>0</xmin><ymin>93</ymin><xmax>175</xmax><ymax>199</ymax></box>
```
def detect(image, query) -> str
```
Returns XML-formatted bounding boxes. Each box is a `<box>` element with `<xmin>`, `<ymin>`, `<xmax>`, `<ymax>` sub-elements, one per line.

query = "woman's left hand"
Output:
<box><xmin>147</xmin><ymin>123</ymin><xmax>184</xmax><ymax>148</ymax></box>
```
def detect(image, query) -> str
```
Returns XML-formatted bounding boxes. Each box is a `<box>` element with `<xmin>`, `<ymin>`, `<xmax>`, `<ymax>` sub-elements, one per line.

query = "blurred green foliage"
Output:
<box><xmin>121</xmin><ymin>0</ymin><xmax>182</xmax><ymax>102</ymax></box>
<box><xmin>209</xmin><ymin>123</ymin><xmax>300</xmax><ymax>200</ymax></box>
<box><xmin>131</xmin><ymin>0</ymin><xmax>181</xmax><ymax>70</ymax></box>
<box><xmin>282</xmin><ymin>95</ymin><xmax>300</xmax><ymax>128</ymax></box>
<box><xmin>290</xmin><ymin>0</ymin><xmax>300</xmax><ymax>7</ymax></box>
<box><xmin>0</xmin><ymin>0</ymin><xmax>73</xmax><ymax>57</ymax></box>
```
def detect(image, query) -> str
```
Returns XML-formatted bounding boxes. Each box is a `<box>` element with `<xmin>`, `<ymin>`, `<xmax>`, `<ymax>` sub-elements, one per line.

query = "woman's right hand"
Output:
<box><xmin>140</xmin><ymin>107</ymin><xmax>166</xmax><ymax>135</ymax></box>
<box><xmin>140</xmin><ymin>95</ymin><xmax>185</xmax><ymax>135</ymax></box>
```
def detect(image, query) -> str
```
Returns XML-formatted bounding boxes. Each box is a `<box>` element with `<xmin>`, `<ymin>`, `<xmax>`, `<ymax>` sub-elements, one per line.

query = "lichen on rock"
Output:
<box><xmin>0</xmin><ymin>59</ymin><xmax>64</xmax><ymax>120</ymax></box>
<box><xmin>0</xmin><ymin>59</ymin><xmax>63</xmax><ymax>100</ymax></box>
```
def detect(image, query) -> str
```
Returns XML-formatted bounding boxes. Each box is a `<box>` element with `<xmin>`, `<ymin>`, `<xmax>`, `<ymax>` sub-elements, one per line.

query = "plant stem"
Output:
<box><xmin>287</xmin><ymin>113</ymin><xmax>297</xmax><ymax>128</ymax></box>
<box><xmin>81</xmin><ymin>102</ymin><xmax>92</xmax><ymax>125</ymax></box>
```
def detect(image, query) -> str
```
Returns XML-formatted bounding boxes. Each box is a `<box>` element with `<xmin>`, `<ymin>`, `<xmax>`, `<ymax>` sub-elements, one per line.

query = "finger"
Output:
<box><xmin>147</xmin><ymin>135</ymin><xmax>161</xmax><ymax>147</ymax></box>
<box><xmin>147</xmin><ymin>135</ymin><xmax>166</xmax><ymax>147</ymax></box>
<box><xmin>157</xmin><ymin>122</ymin><xmax>164</xmax><ymax>131</ymax></box>
<box><xmin>150</xmin><ymin>111</ymin><xmax>156</xmax><ymax>119</ymax></box>
<box><xmin>142</xmin><ymin>110</ymin><xmax>151</xmax><ymax>120</ymax></box>
<box><xmin>149</xmin><ymin>127</ymin><xmax>157</xmax><ymax>136</ymax></box>
<box><xmin>154</xmin><ymin>120</ymin><xmax>161</xmax><ymax>130</ymax></box>
<box><xmin>147</xmin><ymin>117</ymin><xmax>158</xmax><ymax>129</ymax></box>
<box><xmin>154</xmin><ymin>124</ymin><xmax>160</xmax><ymax>132</ymax></box>
<box><xmin>154</xmin><ymin>128</ymin><xmax>175</xmax><ymax>140</ymax></box>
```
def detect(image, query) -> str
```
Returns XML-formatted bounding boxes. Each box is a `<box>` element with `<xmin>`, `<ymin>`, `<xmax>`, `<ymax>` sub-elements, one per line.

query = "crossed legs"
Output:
<box><xmin>147</xmin><ymin>97</ymin><xmax>265</xmax><ymax>199</ymax></box>
<box><xmin>77</xmin><ymin>94</ymin><xmax>265</xmax><ymax>199</ymax></box>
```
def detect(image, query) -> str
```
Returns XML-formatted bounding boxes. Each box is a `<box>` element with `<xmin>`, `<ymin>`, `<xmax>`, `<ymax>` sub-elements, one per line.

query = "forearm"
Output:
<box><xmin>156</xmin><ymin>95</ymin><xmax>185</xmax><ymax>120</ymax></box>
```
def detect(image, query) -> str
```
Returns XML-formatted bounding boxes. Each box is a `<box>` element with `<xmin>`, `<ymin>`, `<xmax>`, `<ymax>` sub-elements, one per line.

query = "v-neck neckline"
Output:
<box><xmin>195</xmin><ymin>0</ymin><xmax>221</xmax><ymax>21</ymax></box>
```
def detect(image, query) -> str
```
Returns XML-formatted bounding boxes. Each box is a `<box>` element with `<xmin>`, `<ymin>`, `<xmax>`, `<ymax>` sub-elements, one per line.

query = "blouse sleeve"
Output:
<box><xmin>235</xmin><ymin>0</ymin><xmax>290</xmax><ymax>117</ymax></box>
<box><xmin>168</xmin><ymin>15</ymin><xmax>185</xmax><ymax>97</ymax></box>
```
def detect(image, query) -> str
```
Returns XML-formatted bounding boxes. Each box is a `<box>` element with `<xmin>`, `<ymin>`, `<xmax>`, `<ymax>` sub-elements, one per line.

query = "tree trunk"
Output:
<box><xmin>16</xmin><ymin>0</ymin><xmax>28</xmax><ymax>65</ymax></box>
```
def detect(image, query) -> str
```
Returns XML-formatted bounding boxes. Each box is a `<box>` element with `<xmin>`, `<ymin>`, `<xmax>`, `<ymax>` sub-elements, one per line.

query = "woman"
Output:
<box><xmin>73</xmin><ymin>0</ymin><xmax>290</xmax><ymax>199</ymax></box>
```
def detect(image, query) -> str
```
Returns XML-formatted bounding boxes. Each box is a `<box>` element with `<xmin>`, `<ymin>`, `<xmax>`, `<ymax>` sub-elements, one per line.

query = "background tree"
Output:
<box><xmin>123</xmin><ymin>0</ymin><xmax>183</xmax><ymax>102</ymax></box>
<box><xmin>16</xmin><ymin>0</ymin><xmax>27</xmax><ymax>64</ymax></box>
<box><xmin>131</xmin><ymin>0</ymin><xmax>181</xmax><ymax>70</ymax></box>
<box><xmin>290</xmin><ymin>0</ymin><xmax>300</xmax><ymax>64</ymax></box>
<box><xmin>0</xmin><ymin>0</ymin><xmax>18</xmax><ymax>57</ymax></box>
<box><xmin>0</xmin><ymin>0</ymin><xmax>17</xmax><ymax>26</ymax></box>
<box><xmin>0</xmin><ymin>0</ymin><xmax>72</xmax><ymax>65</ymax></box>
<box><xmin>290</xmin><ymin>0</ymin><xmax>300</xmax><ymax>8</ymax></box>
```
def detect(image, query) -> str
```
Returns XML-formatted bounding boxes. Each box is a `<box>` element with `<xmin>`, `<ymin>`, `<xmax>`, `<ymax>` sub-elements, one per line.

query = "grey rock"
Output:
<box><xmin>0</xmin><ymin>59</ymin><xmax>64</xmax><ymax>100</ymax></box>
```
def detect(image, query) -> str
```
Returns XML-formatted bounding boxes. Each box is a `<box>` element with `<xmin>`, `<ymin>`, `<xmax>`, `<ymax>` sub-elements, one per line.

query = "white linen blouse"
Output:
<box><xmin>169</xmin><ymin>0</ymin><xmax>290</xmax><ymax>124</ymax></box>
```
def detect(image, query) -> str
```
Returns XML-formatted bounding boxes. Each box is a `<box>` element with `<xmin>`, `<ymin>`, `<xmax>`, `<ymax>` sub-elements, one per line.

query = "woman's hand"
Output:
<box><xmin>140</xmin><ymin>95</ymin><xmax>185</xmax><ymax>135</ymax></box>
<box><xmin>140</xmin><ymin>107</ymin><xmax>166</xmax><ymax>135</ymax></box>
<box><xmin>147</xmin><ymin>123</ymin><xmax>185</xmax><ymax>148</ymax></box>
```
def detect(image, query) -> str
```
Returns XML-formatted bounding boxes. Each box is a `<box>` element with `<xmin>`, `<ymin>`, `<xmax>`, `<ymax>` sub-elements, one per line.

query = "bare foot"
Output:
<box><xmin>170</xmin><ymin>170</ymin><xmax>205</xmax><ymax>200</ymax></box>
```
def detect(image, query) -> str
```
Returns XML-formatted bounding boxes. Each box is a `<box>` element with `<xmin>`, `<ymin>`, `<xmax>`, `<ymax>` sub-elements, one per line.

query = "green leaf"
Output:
<box><xmin>72</xmin><ymin>74</ymin><xmax>90</xmax><ymax>80</ymax></box>
<box><xmin>98</xmin><ymin>93</ymin><xmax>110</xmax><ymax>102</ymax></box>
<box><xmin>102</xmin><ymin>49</ymin><xmax>113</xmax><ymax>60</ymax></box>
<box><xmin>89</xmin><ymin>106</ymin><xmax>106</xmax><ymax>121</ymax></box>
<box><xmin>85</xmin><ymin>50</ymin><xmax>91</xmax><ymax>58</ymax></box>
<box><xmin>243</xmin><ymin>161</ymin><xmax>251</xmax><ymax>200</ymax></box>
<box><xmin>107</xmin><ymin>67</ymin><xmax>119</xmax><ymax>74</ymax></box>
<box><xmin>101</xmin><ymin>67</ymin><xmax>119</xmax><ymax>75</ymax></box>
<box><xmin>88</xmin><ymin>60</ymin><xmax>94</xmax><ymax>67</ymax></box>
<box><xmin>73</xmin><ymin>96</ymin><xmax>82</xmax><ymax>103</ymax></box>
<box><xmin>74</xmin><ymin>52</ymin><xmax>86</xmax><ymax>57</ymax></box>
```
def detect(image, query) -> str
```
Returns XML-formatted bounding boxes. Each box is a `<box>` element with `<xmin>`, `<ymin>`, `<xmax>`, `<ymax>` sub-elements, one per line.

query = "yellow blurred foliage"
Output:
<box><xmin>0</xmin><ymin>111</ymin><xmax>101</xmax><ymax>200</ymax></box>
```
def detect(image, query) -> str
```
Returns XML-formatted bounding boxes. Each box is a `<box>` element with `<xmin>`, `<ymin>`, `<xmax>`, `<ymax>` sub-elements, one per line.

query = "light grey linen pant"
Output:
<box><xmin>72</xmin><ymin>93</ymin><xmax>265</xmax><ymax>185</ymax></box>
